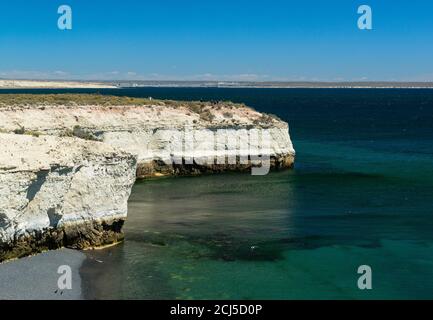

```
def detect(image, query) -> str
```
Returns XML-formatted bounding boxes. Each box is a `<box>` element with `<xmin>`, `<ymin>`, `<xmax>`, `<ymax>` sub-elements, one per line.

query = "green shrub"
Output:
<box><xmin>199</xmin><ymin>111</ymin><xmax>215</xmax><ymax>122</ymax></box>
<box><xmin>223</xmin><ymin>111</ymin><xmax>233</xmax><ymax>118</ymax></box>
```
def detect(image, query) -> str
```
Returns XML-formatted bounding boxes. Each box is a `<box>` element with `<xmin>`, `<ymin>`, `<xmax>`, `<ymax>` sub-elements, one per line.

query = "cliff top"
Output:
<box><xmin>0</xmin><ymin>93</ymin><xmax>242</xmax><ymax>108</ymax></box>
<box><xmin>0</xmin><ymin>94</ymin><xmax>285</xmax><ymax>129</ymax></box>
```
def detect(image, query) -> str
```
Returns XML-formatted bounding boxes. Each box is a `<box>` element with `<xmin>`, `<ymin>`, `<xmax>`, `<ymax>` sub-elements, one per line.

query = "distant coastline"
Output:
<box><xmin>110</xmin><ymin>80</ymin><xmax>433</xmax><ymax>89</ymax></box>
<box><xmin>0</xmin><ymin>79</ymin><xmax>117</xmax><ymax>89</ymax></box>
<box><xmin>1</xmin><ymin>79</ymin><xmax>433</xmax><ymax>89</ymax></box>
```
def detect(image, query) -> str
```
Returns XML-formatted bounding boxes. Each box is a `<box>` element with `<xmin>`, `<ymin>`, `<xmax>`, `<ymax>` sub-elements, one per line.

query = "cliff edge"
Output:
<box><xmin>0</xmin><ymin>94</ymin><xmax>295</xmax><ymax>178</ymax></box>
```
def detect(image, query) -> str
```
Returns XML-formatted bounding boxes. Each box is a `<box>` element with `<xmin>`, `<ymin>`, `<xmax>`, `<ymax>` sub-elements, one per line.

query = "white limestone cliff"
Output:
<box><xmin>0</xmin><ymin>97</ymin><xmax>295</xmax><ymax>177</ymax></box>
<box><xmin>0</xmin><ymin>133</ymin><xmax>136</xmax><ymax>261</ymax></box>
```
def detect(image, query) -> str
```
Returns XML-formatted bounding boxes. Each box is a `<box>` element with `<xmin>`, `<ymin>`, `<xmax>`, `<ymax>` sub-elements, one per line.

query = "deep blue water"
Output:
<box><xmin>3</xmin><ymin>88</ymin><xmax>433</xmax><ymax>299</ymax></box>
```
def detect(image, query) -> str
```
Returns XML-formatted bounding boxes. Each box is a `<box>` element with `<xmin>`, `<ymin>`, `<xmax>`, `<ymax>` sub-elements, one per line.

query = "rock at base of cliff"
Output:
<box><xmin>0</xmin><ymin>218</ymin><xmax>125</xmax><ymax>262</ymax></box>
<box><xmin>136</xmin><ymin>154</ymin><xmax>295</xmax><ymax>178</ymax></box>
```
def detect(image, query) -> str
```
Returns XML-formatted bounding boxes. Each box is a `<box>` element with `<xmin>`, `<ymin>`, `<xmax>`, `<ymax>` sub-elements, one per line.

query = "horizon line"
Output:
<box><xmin>2</xmin><ymin>79</ymin><xmax>433</xmax><ymax>84</ymax></box>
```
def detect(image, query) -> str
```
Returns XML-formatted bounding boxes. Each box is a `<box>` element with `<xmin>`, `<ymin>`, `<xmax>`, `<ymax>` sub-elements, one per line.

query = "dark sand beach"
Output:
<box><xmin>0</xmin><ymin>249</ymin><xmax>84</xmax><ymax>299</ymax></box>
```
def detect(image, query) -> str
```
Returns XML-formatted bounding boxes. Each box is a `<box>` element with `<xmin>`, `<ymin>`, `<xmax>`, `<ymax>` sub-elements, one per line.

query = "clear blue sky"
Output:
<box><xmin>1</xmin><ymin>0</ymin><xmax>432</xmax><ymax>81</ymax></box>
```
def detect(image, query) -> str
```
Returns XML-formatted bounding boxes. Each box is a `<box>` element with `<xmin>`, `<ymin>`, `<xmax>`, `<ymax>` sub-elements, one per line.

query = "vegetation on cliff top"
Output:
<box><xmin>0</xmin><ymin>93</ymin><xmax>283</xmax><ymax>125</ymax></box>
<box><xmin>0</xmin><ymin>93</ymin><xmax>244</xmax><ymax>109</ymax></box>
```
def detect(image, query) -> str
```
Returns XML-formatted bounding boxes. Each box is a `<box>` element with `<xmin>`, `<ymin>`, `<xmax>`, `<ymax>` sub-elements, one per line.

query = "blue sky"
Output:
<box><xmin>1</xmin><ymin>0</ymin><xmax>432</xmax><ymax>81</ymax></box>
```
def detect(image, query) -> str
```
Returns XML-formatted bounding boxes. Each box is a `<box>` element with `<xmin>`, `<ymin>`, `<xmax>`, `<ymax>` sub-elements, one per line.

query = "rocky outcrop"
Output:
<box><xmin>0</xmin><ymin>134</ymin><xmax>136</xmax><ymax>261</ymax></box>
<box><xmin>0</xmin><ymin>94</ymin><xmax>295</xmax><ymax>261</ymax></box>
<box><xmin>0</xmin><ymin>95</ymin><xmax>295</xmax><ymax>178</ymax></box>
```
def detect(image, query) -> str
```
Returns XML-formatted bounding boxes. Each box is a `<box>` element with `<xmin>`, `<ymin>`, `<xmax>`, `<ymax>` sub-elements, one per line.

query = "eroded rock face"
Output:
<box><xmin>0</xmin><ymin>102</ymin><xmax>295</xmax><ymax>178</ymax></box>
<box><xmin>0</xmin><ymin>134</ymin><xmax>136</xmax><ymax>261</ymax></box>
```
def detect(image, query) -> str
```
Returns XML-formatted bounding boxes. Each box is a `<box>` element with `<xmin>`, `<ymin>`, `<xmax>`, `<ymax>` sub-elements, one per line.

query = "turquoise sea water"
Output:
<box><xmin>4</xmin><ymin>88</ymin><xmax>433</xmax><ymax>299</ymax></box>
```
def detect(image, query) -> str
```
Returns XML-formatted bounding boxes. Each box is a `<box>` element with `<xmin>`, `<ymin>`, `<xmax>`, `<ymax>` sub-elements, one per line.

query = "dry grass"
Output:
<box><xmin>0</xmin><ymin>94</ymin><xmax>281</xmax><ymax>126</ymax></box>
<box><xmin>0</xmin><ymin>93</ymin><xmax>245</xmax><ymax>110</ymax></box>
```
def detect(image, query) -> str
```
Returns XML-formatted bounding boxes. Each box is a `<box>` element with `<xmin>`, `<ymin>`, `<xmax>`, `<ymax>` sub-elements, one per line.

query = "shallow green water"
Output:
<box><xmin>82</xmin><ymin>143</ymin><xmax>433</xmax><ymax>299</ymax></box>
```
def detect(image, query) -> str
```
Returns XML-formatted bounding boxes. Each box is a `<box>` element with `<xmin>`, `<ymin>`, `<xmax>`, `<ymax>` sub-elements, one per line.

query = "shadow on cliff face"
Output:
<box><xmin>0</xmin><ymin>213</ymin><xmax>8</xmax><ymax>229</ymax></box>
<box><xmin>25</xmin><ymin>170</ymin><xmax>49</xmax><ymax>202</ymax></box>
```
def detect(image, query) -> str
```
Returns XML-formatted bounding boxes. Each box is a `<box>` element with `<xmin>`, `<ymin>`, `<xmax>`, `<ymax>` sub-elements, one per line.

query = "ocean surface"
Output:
<box><xmin>3</xmin><ymin>88</ymin><xmax>433</xmax><ymax>299</ymax></box>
